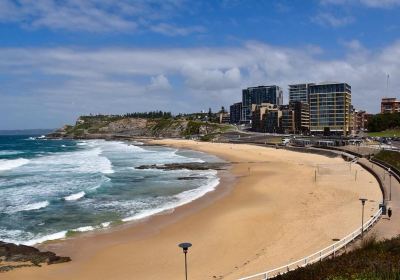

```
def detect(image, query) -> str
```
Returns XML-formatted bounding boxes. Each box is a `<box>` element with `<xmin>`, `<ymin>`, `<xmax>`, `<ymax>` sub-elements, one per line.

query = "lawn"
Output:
<box><xmin>374</xmin><ymin>150</ymin><xmax>400</xmax><ymax>171</ymax></box>
<box><xmin>368</xmin><ymin>129</ymin><xmax>400</xmax><ymax>137</ymax></box>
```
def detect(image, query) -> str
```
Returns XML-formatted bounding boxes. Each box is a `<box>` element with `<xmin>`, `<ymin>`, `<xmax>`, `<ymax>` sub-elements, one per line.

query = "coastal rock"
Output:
<box><xmin>177</xmin><ymin>176</ymin><xmax>209</xmax><ymax>180</ymax></box>
<box><xmin>136</xmin><ymin>162</ymin><xmax>226</xmax><ymax>171</ymax></box>
<box><xmin>0</xmin><ymin>241</ymin><xmax>71</xmax><ymax>272</ymax></box>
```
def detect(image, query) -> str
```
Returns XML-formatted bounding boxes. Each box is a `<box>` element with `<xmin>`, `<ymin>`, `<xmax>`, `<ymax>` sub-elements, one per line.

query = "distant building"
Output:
<box><xmin>242</xmin><ymin>85</ymin><xmax>283</xmax><ymax>123</ymax></box>
<box><xmin>291</xmin><ymin>101</ymin><xmax>310</xmax><ymax>134</ymax></box>
<box><xmin>309</xmin><ymin>82</ymin><xmax>352</xmax><ymax>135</ymax></box>
<box><xmin>381</xmin><ymin>98</ymin><xmax>400</xmax><ymax>113</ymax></box>
<box><xmin>289</xmin><ymin>83</ymin><xmax>313</xmax><ymax>104</ymax></box>
<box><xmin>251</xmin><ymin>103</ymin><xmax>280</xmax><ymax>132</ymax></box>
<box><xmin>280</xmin><ymin>105</ymin><xmax>294</xmax><ymax>134</ymax></box>
<box><xmin>351</xmin><ymin>109</ymin><xmax>370</xmax><ymax>134</ymax></box>
<box><xmin>229</xmin><ymin>102</ymin><xmax>242</xmax><ymax>124</ymax></box>
<box><xmin>218</xmin><ymin>112</ymin><xmax>230</xmax><ymax>124</ymax></box>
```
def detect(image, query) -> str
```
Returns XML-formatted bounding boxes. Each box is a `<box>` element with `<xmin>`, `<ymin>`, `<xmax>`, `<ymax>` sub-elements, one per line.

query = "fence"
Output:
<box><xmin>238</xmin><ymin>207</ymin><xmax>382</xmax><ymax>280</ymax></box>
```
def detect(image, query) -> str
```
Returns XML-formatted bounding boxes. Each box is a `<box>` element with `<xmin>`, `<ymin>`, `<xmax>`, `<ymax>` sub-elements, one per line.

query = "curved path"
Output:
<box><xmin>359</xmin><ymin>158</ymin><xmax>400</xmax><ymax>240</ymax></box>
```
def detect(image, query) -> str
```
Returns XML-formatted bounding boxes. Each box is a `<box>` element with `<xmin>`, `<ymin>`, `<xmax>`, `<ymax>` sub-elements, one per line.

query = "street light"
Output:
<box><xmin>389</xmin><ymin>172</ymin><xmax>392</xmax><ymax>201</ymax></box>
<box><xmin>178</xmin><ymin>242</ymin><xmax>192</xmax><ymax>280</ymax></box>
<box><xmin>359</xmin><ymin>198</ymin><xmax>367</xmax><ymax>238</ymax></box>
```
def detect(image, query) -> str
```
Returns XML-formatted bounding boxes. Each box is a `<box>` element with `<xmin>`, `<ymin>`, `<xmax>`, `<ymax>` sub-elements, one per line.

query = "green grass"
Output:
<box><xmin>368</xmin><ymin>129</ymin><xmax>400</xmax><ymax>137</ymax></box>
<box><xmin>272</xmin><ymin>235</ymin><xmax>400</xmax><ymax>280</ymax></box>
<box><xmin>374</xmin><ymin>150</ymin><xmax>400</xmax><ymax>171</ymax></box>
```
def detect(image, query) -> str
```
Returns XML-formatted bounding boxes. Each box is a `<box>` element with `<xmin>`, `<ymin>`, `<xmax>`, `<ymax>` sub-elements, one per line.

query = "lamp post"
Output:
<box><xmin>359</xmin><ymin>198</ymin><xmax>367</xmax><ymax>238</ymax></box>
<box><xmin>389</xmin><ymin>172</ymin><xmax>392</xmax><ymax>201</ymax></box>
<box><xmin>178</xmin><ymin>242</ymin><xmax>192</xmax><ymax>280</ymax></box>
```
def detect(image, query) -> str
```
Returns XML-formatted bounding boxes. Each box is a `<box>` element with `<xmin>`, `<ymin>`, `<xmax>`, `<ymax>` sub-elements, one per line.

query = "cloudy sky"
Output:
<box><xmin>0</xmin><ymin>0</ymin><xmax>399</xmax><ymax>129</ymax></box>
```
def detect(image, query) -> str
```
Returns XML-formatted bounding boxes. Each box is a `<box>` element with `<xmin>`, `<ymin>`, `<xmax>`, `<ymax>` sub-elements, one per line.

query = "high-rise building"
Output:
<box><xmin>289</xmin><ymin>83</ymin><xmax>313</xmax><ymax>104</ymax></box>
<box><xmin>229</xmin><ymin>102</ymin><xmax>242</xmax><ymax>124</ymax></box>
<box><xmin>309</xmin><ymin>82</ymin><xmax>352</xmax><ymax>135</ymax></box>
<box><xmin>291</xmin><ymin>101</ymin><xmax>310</xmax><ymax>134</ymax></box>
<box><xmin>242</xmin><ymin>85</ymin><xmax>283</xmax><ymax>123</ymax></box>
<box><xmin>280</xmin><ymin>105</ymin><xmax>294</xmax><ymax>134</ymax></box>
<box><xmin>381</xmin><ymin>98</ymin><xmax>400</xmax><ymax>113</ymax></box>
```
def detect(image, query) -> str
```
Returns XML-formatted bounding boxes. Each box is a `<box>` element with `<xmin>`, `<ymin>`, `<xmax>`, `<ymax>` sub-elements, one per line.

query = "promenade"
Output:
<box><xmin>359</xmin><ymin>158</ymin><xmax>400</xmax><ymax>240</ymax></box>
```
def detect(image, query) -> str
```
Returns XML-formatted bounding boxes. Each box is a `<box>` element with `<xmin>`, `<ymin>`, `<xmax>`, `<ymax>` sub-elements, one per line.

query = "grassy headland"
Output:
<box><xmin>48</xmin><ymin>114</ymin><xmax>236</xmax><ymax>140</ymax></box>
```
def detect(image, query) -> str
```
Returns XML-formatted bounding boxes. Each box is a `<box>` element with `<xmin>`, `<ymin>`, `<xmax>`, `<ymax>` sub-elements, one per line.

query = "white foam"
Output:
<box><xmin>122</xmin><ymin>171</ymin><xmax>220</xmax><ymax>222</ymax></box>
<box><xmin>0</xmin><ymin>158</ymin><xmax>30</xmax><ymax>171</ymax></box>
<box><xmin>4</xmin><ymin>201</ymin><xmax>50</xmax><ymax>214</ymax></box>
<box><xmin>64</xmin><ymin>191</ymin><xmax>85</xmax><ymax>201</ymax></box>
<box><xmin>23</xmin><ymin>231</ymin><xmax>68</xmax><ymax>246</ymax></box>
<box><xmin>0</xmin><ymin>150</ymin><xmax>23</xmax><ymax>156</ymax></box>
<box><xmin>73</xmin><ymin>226</ymin><xmax>95</xmax><ymax>232</ymax></box>
<box><xmin>101</xmin><ymin>222</ymin><xmax>111</xmax><ymax>228</ymax></box>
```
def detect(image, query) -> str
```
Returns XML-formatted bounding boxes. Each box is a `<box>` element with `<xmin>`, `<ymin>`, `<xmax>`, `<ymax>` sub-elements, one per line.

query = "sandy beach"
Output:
<box><xmin>5</xmin><ymin>140</ymin><xmax>382</xmax><ymax>280</ymax></box>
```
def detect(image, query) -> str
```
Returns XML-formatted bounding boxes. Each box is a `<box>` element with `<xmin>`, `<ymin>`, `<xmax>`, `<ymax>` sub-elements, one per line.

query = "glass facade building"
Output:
<box><xmin>289</xmin><ymin>83</ymin><xmax>313</xmax><ymax>104</ymax></box>
<box><xmin>242</xmin><ymin>85</ymin><xmax>283</xmax><ymax>123</ymax></box>
<box><xmin>229</xmin><ymin>102</ymin><xmax>242</xmax><ymax>124</ymax></box>
<box><xmin>309</xmin><ymin>83</ymin><xmax>351</xmax><ymax>135</ymax></box>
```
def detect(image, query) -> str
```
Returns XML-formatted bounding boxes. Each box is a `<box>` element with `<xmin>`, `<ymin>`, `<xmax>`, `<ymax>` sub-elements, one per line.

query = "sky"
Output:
<box><xmin>0</xmin><ymin>0</ymin><xmax>400</xmax><ymax>129</ymax></box>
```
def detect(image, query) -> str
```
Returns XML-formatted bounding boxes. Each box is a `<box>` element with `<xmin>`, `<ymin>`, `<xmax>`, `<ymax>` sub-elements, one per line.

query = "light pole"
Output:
<box><xmin>359</xmin><ymin>198</ymin><xmax>367</xmax><ymax>238</ymax></box>
<box><xmin>178</xmin><ymin>242</ymin><xmax>192</xmax><ymax>280</ymax></box>
<box><xmin>389</xmin><ymin>173</ymin><xmax>392</xmax><ymax>201</ymax></box>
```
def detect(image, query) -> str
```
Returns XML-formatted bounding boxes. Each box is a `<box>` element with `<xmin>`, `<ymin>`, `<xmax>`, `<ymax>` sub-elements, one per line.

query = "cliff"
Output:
<box><xmin>48</xmin><ymin>115</ymin><xmax>236</xmax><ymax>141</ymax></box>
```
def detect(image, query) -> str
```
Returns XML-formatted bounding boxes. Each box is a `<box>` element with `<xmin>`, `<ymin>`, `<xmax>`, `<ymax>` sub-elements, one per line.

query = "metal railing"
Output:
<box><xmin>238</xmin><ymin>207</ymin><xmax>382</xmax><ymax>280</ymax></box>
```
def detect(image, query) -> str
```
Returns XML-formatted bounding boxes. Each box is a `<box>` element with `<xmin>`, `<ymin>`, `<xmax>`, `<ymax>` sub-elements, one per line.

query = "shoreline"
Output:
<box><xmin>6</xmin><ymin>140</ymin><xmax>382</xmax><ymax>280</ymax></box>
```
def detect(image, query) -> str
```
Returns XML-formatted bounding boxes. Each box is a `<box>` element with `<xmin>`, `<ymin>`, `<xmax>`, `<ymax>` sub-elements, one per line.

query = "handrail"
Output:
<box><xmin>238</xmin><ymin>207</ymin><xmax>382</xmax><ymax>280</ymax></box>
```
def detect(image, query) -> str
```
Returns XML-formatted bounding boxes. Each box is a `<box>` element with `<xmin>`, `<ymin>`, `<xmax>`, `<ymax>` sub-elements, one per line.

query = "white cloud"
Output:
<box><xmin>321</xmin><ymin>0</ymin><xmax>400</xmax><ymax>8</ymax></box>
<box><xmin>150</xmin><ymin>23</ymin><xmax>205</xmax><ymax>36</ymax></box>
<box><xmin>0</xmin><ymin>0</ymin><xmax>203</xmax><ymax>34</ymax></box>
<box><xmin>312</xmin><ymin>12</ymin><xmax>355</xmax><ymax>27</ymax></box>
<box><xmin>147</xmin><ymin>74</ymin><xmax>172</xmax><ymax>91</ymax></box>
<box><xmin>1</xmin><ymin>41</ymin><xmax>400</xmax><ymax>128</ymax></box>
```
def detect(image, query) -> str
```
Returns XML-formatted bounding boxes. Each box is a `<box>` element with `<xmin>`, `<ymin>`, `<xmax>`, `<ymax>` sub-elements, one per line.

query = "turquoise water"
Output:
<box><xmin>0</xmin><ymin>136</ymin><xmax>221</xmax><ymax>245</ymax></box>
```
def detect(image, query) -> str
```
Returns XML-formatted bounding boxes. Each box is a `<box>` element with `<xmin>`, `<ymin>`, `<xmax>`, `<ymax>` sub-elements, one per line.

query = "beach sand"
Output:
<box><xmin>6</xmin><ymin>140</ymin><xmax>382</xmax><ymax>280</ymax></box>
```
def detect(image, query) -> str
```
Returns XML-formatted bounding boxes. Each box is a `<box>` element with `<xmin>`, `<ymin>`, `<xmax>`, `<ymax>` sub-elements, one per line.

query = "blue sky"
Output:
<box><xmin>0</xmin><ymin>0</ymin><xmax>400</xmax><ymax>129</ymax></box>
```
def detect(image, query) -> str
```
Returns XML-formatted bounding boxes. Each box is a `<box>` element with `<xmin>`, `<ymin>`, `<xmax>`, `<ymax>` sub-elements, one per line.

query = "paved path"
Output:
<box><xmin>358</xmin><ymin>158</ymin><xmax>400</xmax><ymax>240</ymax></box>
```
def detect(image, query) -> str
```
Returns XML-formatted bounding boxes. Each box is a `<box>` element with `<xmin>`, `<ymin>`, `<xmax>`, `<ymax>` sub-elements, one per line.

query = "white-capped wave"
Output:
<box><xmin>73</xmin><ymin>226</ymin><xmax>95</xmax><ymax>232</ymax></box>
<box><xmin>0</xmin><ymin>158</ymin><xmax>30</xmax><ymax>171</ymax></box>
<box><xmin>32</xmin><ymin>146</ymin><xmax>114</xmax><ymax>174</ymax></box>
<box><xmin>122</xmin><ymin>171</ymin><xmax>220</xmax><ymax>222</ymax></box>
<box><xmin>5</xmin><ymin>200</ymin><xmax>49</xmax><ymax>214</ymax></box>
<box><xmin>23</xmin><ymin>231</ymin><xmax>68</xmax><ymax>246</ymax></box>
<box><xmin>64</xmin><ymin>191</ymin><xmax>85</xmax><ymax>201</ymax></box>
<box><xmin>0</xmin><ymin>150</ymin><xmax>23</xmax><ymax>156</ymax></box>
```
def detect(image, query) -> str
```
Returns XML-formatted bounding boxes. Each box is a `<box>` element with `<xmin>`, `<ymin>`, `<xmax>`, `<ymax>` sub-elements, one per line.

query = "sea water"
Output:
<box><xmin>0</xmin><ymin>136</ymin><xmax>222</xmax><ymax>245</ymax></box>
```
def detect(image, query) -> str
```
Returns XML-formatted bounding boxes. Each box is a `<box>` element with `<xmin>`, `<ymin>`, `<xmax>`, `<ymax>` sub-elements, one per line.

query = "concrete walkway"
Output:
<box><xmin>358</xmin><ymin>158</ymin><xmax>400</xmax><ymax>240</ymax></box>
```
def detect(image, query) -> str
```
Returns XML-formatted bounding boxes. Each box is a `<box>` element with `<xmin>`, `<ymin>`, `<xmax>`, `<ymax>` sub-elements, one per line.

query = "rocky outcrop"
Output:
<box><xmin>47</xmin><ymin>116</ymin><xmax>235</xmax><ymax>140</ymax></box>
<box><xmin>0</xmin><ymin>241</ymin><xmax>71</xmax><ymax>272</ymax></box>
<box><xmin>136</xmin><ymin>162</ymin><xmax>226</xmax><ymax>171</ymax></box>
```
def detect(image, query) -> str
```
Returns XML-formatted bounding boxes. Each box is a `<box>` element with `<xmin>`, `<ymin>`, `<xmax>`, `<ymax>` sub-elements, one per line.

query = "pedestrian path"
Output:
<box><xmin>358</xmin><ymin>158</ymin><xmax>400</xmax><ymax>240</ymax></box>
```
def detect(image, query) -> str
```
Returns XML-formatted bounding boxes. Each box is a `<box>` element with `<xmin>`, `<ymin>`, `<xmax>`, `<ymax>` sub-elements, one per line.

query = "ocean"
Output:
<box><xmin>0</xmin><ymin>135</ymin><xmax>222</xmax><ymax>246</ymax></box>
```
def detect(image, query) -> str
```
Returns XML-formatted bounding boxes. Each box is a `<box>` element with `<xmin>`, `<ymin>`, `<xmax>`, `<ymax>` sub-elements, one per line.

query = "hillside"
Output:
<box><xmin>272</xmin><ymin>235</ymin><xmax>400</xmax><ymax>280</ymax></box>
<box><xmin>47</xmin><ymin>115</ymin><xmax>236</xmax><ymax>141</ymax></box>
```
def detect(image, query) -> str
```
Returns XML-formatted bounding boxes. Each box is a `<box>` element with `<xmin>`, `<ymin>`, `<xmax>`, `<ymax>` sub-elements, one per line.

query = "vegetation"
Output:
<box><xmin>368</xmin><ymin>129</ymin><xmax>400</xmax><ymax>138</ymax></box>
<box><xmin>272</xmin><ymin>235</ymin><xmax>400</xmax><ymax>280</ymax></box>
<box><xmin>374</xmin><ymin>150</ymin><xmax>400</xmax><ymax>171</ymax></box>
<box><xmin>80</xmin><ymin>111</ymin><xmax>172</xmax><ymax>121</ymax></box>
<box><xmin>368</xmin><ymin>113</ymin><xmax>400</xmax><ymax>133</ymax></box>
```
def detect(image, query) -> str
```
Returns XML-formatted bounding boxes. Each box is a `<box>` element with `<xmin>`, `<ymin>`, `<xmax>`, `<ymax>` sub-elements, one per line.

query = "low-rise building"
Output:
<box><xmin>381</xmin><ymin>98</ymin><xmax>400</xmax><ymax>113</ymax></box>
